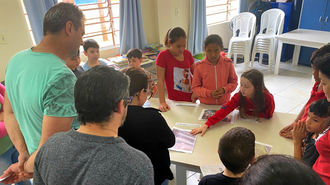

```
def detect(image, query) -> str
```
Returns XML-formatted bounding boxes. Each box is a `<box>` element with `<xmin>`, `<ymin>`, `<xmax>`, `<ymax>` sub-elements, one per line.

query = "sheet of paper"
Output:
<box><xmin>169</xmin><ymin>127</ymin><xmax>197</xmax><ymax>154</ymax></box>
<box><xmin>0</xmin><ymin>175</ymin><xmax>11</xmax><ymax>182</ymax></box>
<box><xmin>174</xmin><ymin>103</ymin><xmax>198</xmax><ymax>107</ymax></box>
<box><xmin>176</xmin><ymin>122</ymin><xmax>201</xmax><ymax>127</ymax></box>
<box><xmin>200</xmin><ymin>163</ymin><xmax>225</xmax><ymax>176</ymax></box>
<box><xmin>198</xmin><ymin>109</ymin><xmax>239</xmax><ymax>124</ymax></box>
<box><xmin>255</xmin><ymin>141</ymin><xmax>273</xmax><ymax>157</ymax></box>
<box><xmin>143</xmin><ymin>100</ymin><xmax>152</xmax><ymax>108</ymax></box>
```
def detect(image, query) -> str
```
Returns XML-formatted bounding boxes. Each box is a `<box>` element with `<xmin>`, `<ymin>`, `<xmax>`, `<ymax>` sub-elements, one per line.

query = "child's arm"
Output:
<box><xmin>279</xmin><ymin>107</ymin><xmax>304</xmax><ymax>138</ymax></box>
<box><xmin>293</xmin><ymin>120</ymin><xmax>307</xmax><ymax>161</ymax></box>
<box><xmin>190</xmin><ymin>93</ymin><xmax>240</xmax><ymax>136</ymax></box>
<box><xmin>222</xmin><ymin>63</ymin><xmax>238</xmax><ymax>95</ymax></box>
<box><xmin>156</xmin><ymin>66</ymin><xmax>170</xmax><ymax>112</ymax></box>
<box><xmin>258</xmin><ymin>93</ymin><xmax>275</xmax><ymax>119</ymax></box>
<box><xmin>191</xmin><ymin>67</ymin><xmax>212</xmax><ymax>98</ymax></box>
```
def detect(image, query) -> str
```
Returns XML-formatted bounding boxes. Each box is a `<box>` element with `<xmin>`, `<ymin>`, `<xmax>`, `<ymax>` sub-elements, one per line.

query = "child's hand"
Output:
<box><xmin>159</xmin><ymin>102</ymin><xmax>171</xmax><ymax>112</ymax></box>
<box><xmin>292</xmin><ymin>120</ymin><xmax>307</xmax><ymax>143</ymax></box>
<box><xmin>218</xmin><ymin>87</ymin><xmax>225</xmax><ymax>96</ymax></box>
<box><xmin>211</xmin><ymin>90</ymin><xmax>222</xmax><ymax>99</ymax></box>
<box><xmin>191</xmin><ymin>93</ymin><xmax>198</xmax><ymax>103</ymax></box>
<box><xmin>190</xmin><ymin>125</ymin><xmax>208</xmax><ymax>136</ymax></box>
<box><xmin>279</xmin><ymin>123</ymin><xmax>294</xmax><ymax>139</ymax></box>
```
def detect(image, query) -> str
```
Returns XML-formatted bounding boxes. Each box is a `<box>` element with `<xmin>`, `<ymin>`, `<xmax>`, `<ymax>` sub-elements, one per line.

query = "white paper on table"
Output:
<box><xmin>174</xmin><ymin>102</ymin><xmax>198</xmax><ymax>107</ymax></box>
<box><xmin>176</xmin><ymin>122</ymin><xmax>201</xmax><ymax>127</ymax></box>
<box><xmin>255</xmin><ymin>141</ymin><xmax>273</xmax><ymax>158</ymax></box>
<box><xmin>143</xmin><ymin>100</ymin><xmax>152</xmax><ymax>108</ymax></box>
<box><xmin>198</xmin><ymin>109</ymin><xmax>239</xmax><ymax>124</ymax></box>
<box><xmin>200</xmin><ymin>163</ymin><xmax>226</xmax><ymax>176</ymax></box>
<box><xmin>169</xmin><ymin>127</ymin><xmax>197</xmax><ymax>154</ymax></box>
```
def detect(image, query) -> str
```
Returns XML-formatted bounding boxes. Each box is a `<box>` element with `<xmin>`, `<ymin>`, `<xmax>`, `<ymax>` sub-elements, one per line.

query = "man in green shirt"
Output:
<box><xmin>1</xmin><ymin>3</ymin><xmax>85</xmax><ymax>183</ymax></box>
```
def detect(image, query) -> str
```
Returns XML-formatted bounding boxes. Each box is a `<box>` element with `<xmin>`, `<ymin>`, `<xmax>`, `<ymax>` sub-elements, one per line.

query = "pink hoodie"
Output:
<box><xmin>192</xmin><ymin>55</ymin><xmax>238</xmax><ymax>105</ymax></box>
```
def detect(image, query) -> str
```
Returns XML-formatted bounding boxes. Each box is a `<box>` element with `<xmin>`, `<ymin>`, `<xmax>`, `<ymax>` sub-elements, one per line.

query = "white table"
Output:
<box><xmin>275</xmin><ymin>29</ymin><xmax>330</xmax><ymax>75</ymax></box>
<box><xmin>148</xmin><ymin>99</ymin><xmax>296</xmax><ymax>185</ymax></box>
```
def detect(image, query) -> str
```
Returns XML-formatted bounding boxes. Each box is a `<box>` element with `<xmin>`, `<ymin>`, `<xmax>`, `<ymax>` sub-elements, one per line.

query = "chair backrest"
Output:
<box><xmin>259</xmin><ymin>9</ymin><xmax>285</xmax><ymax>36</ymax></box>
<box><xmin>231</xmin><ymin>12</ymin><xmax>256</xmax><ymax>38</ymax></box>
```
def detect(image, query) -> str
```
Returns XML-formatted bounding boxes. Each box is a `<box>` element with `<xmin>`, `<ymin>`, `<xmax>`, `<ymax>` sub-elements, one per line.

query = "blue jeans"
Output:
<box><xmin>0</xmin><ymin>146</ymin><xmax>32</xmax><ymax>185</ymax></box>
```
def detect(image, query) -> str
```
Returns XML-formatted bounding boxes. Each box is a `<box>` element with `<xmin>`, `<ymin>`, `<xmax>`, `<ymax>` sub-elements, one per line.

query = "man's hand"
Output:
<box><xmin>0</xmin><ymin>163</ymin><xmax>33</xmax><ymax>184</ymax></box>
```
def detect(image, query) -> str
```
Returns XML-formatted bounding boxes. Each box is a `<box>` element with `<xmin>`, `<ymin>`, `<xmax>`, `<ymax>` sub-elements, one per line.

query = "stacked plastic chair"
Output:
<box><xmin>251</xmin><ymin>9</ymin><xmax>285</xmax><ymax>73</ymax></box>
<box><xmin>227</xmin><ymin>12</ymin><xmax>256</xmax><ymax>71</ymax></box>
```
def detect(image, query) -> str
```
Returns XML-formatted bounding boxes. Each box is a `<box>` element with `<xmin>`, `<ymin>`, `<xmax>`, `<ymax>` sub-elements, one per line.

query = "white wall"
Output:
<box><xmin>0</xmin><ymin>0</ymin><xmax>33</xmax><ymax>81</ymax></box>
<box><xmin>208</xmin><ymin>22</ymin><xmax>233</xmax><ymax>49</ymax></box>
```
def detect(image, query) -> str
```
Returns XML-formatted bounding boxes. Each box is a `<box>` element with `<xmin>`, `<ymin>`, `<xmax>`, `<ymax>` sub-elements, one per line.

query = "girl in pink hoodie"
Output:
<box><xmin>192</xmin><ymin>35</ymin><xmax>238</xmax><ymax>105</ymax></box>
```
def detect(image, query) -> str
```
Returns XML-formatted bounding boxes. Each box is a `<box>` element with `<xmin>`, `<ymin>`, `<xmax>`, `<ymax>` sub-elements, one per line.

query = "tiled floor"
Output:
<box><xmin>169</xmin><ymin>60</ymin><xmax>314</xmax><ymax>185</ymax></box>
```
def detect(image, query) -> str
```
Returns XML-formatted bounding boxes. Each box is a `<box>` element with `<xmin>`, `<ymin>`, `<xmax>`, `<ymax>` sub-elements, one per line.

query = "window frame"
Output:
<box><xmin>206</xmin><ymin>0</ymin><xmax>239</xmax><ymax>26</ymax></box>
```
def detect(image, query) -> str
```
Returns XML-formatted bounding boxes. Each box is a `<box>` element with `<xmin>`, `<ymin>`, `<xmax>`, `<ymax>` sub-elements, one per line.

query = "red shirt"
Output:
<box><xmin>301</xmin><ymin>82</ymin><xmax>325</xmax><ymax>121</ymax></box>
<box><xmin>313</xmin><ymin>130</ymin><xmax>330</xmax><ymax>184</ymax></box>
<box><xmin>156</xmin><ymin>49</ymin><xmax>194</xmax><ymax>102</ymax></box>
<box><xmin>205</xmin><ymin>91</ymin><xmax>275</xmax><ymax>127</ymax></box>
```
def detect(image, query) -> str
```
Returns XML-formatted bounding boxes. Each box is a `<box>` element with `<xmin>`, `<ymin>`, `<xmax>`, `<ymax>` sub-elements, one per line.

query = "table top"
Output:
<box><xmin>148</xmin><ymin>98</ymin><xmax>297</xmax><ymax>168</ymax></box>
<box><xmin>276</xmin><ymin>29</ymin><xmax>330</xmax><ymax>48</ymax></box>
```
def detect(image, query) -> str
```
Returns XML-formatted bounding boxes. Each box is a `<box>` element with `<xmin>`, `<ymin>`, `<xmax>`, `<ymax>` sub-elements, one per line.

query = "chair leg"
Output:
<box><xmin>259</xmin><ymin>53</ymin><xmax>263</xmax><ymax>65</ymax></box>
<box><xmin>268</xmin><ymin>53</ymin><xmax>274</xmax><ymax>73</ymax></box>
<box><xmin>251</xmin><ymin>50</ymin><xmax>256</xmax><ymax>69</ymax></box>
<box><xmin>234</xmin><ymin>54</ymin><xmax>238</xmax><ymax>65</ymax></box>
<box><xmin>244</xmin><ymin>55</ymin><xmax>249</xmax><ymax>71</ymax></box>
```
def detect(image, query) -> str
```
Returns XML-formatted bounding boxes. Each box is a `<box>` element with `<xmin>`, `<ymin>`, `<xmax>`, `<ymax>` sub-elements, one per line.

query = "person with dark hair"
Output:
<box><xmin>156</xmin><ymin>27</ymin><xmax>196</xmax><ymax>112</ymax></box>
<box><xmin>126</xmin><ymin>48</ymin><xmax>157</xmax><ymax>97</ymax></box>
<box><xmin>118</xmin><ymin>67</ymin><xmax>175</xmax><ymax>185</ymax></box>
<box><xmin>199</xmin><ymin>127</ymin><xmax>255</xmax><ymax>185</ymax></box>
<box><xmin>312</xmin><ymin>54</ymin><xmax>330</xmax><ymax>184</ymax></box>
<box><xmin>82</xmin><ymin>39</ymin><xmax>107</xmax><ymax>71</ymax></box>
<box><xmin>65</xmin><ymin>49</ymin><xmax>85</xmax><ymax>78</ymax></box>
<box><xmin>279</xmin><ymin>44</ymin><xmax>330</xmax><ymax>139</ymax></box>
<box><xmin>192</xmin><ymin>34</ymin><xmax>238</xmax><ymax>105</ymax></box>
<box><xmin>293</xmin><ymin>99</ymin><xmax>330</xmax><ymax>168</ymax></box>
<box><xmin>1</xmin><ymin>3</ymin><xmax>85</xmax><ymax>183</ymax></box>
<box><xmin>191</xmin><ymin>69</ymin><xmax>275</xmax><ymax>136</ymax></box>
<box><xmin>240</xmin><ymin>155</ymin><xmax>325</xmax><ymax>185</ymax></box>
<box><xmin>31</xmin><ymin>66</ymin><xmax>154</xmax><ymax>184</ymax></box>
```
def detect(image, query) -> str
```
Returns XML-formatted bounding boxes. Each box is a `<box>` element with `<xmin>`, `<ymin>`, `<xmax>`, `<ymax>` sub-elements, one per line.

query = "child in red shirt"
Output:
<box><xmin>192</xmin><ymin>34</ymin><xmax>238</xmax><ymax>105</ymax></box>
<box><xmin>279</xmin><ymin>44</ymin><xmax>330</xmax><ymax>139</ymax></box>
<box><xmin>191</xmin><ymin>69</ymin><xmax>275</xmax><ymax>136</ymax></box>
<box><xmin>156</xmin><ymin>27</ymin><xmax>196</xmax><ymax>112</ymax></box>
<box><xmin>312</xmin><ymin>54</ymin><xmax>330</xmax><ymax>184</ymax></box>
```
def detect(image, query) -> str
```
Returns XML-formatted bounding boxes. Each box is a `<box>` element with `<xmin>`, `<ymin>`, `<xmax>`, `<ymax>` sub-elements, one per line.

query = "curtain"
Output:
<box><xmin>23</xmin><ymin>0</ymin><xmax>58</xmax><ymax>45</ymax></box>
<box><xmin>119</xmin><ymin>0</ymin><xmax>147</xmax><ymax>54</ymax></box>
<box><xmin>187</xmin><ymin>0</ymin><xmax>208</xmax><ymax>55</ymax></box>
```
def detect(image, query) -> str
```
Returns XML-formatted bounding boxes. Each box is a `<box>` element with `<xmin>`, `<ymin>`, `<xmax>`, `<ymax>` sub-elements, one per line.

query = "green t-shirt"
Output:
<box><xmin>5</xmin><ymin>48</ymin><xmax>78</xmax><ymax>155</ymax></box>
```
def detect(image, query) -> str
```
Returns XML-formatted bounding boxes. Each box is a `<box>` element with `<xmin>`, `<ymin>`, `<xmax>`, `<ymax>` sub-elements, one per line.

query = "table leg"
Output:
<box><xmin>274</xmin><ymin>40</ymin><xmax>283</xmax><ymax>75</ymax></box>
<box><xmin>292</xmin><ymin>45</ymin><xmax>301</xmax><ymax>66</ymax></box>
<box><xmin>176</xmin><ymin>165</ymin><xmax>187</xmax><ymax>185</ymax></box>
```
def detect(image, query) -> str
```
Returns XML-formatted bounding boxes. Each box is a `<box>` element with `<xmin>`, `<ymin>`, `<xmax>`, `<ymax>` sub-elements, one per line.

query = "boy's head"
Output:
<box><xmin>66</xmin><ymin>49</ymin><xmax>81</xmax><ymax>70</ymax></box>
<box><xmin>83</xmin><ymin>39</ymin><xmax>100</xmax><ymax>62</ymax></box>
<box><xmin>219</xmin><ymin>127</ymin><xmax>255</xmax><ymax>175</ymax></box>
<box><xmin>310</xmin><ymin>43</ymin><xmax>330</xmax><ymax>83</ymax></box>
<box><xmin>306</xmin><ymin>98</ymin><xmax>330</xmax><ymax>133</ymax></box>
<box><xmin>127</xmin><ymin>49</ymin><xmax>143</xmax><ymax>68</ymax></box>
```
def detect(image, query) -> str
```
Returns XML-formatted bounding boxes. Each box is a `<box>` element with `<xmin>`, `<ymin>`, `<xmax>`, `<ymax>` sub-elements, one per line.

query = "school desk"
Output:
<box><xmin>148</xmin><ymin>98</ymin><xmax>296</xmax><ymax>185</ymax></box>
<box><xmin>275</xmin><ymin>29</ymin><xmax>330</xmax><ymax>75</ymax></box>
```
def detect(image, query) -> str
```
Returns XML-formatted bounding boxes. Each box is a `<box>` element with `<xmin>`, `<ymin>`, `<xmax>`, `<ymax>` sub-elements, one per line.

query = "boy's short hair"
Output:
<box><xmin>126</xmin><ymin>49</ymin><xmax>142</xmax><ymax>60</ymax></box>
<box><xmin>121</xmin><ymin>67</ymin><xmax>148</xmax><ymax>96</ymax></box>
<box><xmin>309</xmin><ymin>98</ymin><xmax>330</xmax><ymax>118</ymax></box>
<box><xmin>83</xmin><ymin>39</ymin><xmax>99</xmax><ymax>52</ymax></box>
<box><xmin>310</xmin><ymin>43</ymin><xmax>330</xmax><ymax>65</ymax></box>
<box><xmin>219</xmin><ymin>127</ymin><xmax>255</xmax><ymax>175</ymax></box>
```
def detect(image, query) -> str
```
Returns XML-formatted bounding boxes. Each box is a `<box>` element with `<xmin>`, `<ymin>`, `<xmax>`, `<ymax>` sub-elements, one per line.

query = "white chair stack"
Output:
<box><xmin>227</xmin><ymin>12</ymin><xmax>256</xmax><ymax>71</ymax></box>
<box><xmin>251</xmin><ymin>9</ymin><xmax>285</xmax><ymax>73</ymax></box>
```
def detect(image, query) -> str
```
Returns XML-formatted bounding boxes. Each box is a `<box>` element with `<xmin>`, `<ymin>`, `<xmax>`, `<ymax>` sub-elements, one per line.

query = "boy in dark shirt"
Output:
<box><xmin>65</xmin><ymin>49</ymin><xmax>84</xmax><ymax>78</ymax></box>
<box><xmin>293</xmin><ymin>98</ymin><xmax>330</xmax><ymax>167</ymax></box>
<box><xmin>199</xmin><ymin>127</ymin><xmax>255</xmax><ymax>185</ymax></box>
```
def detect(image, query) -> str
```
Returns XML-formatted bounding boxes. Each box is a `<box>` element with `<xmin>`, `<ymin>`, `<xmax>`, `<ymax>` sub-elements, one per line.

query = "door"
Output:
<box><xmin>322</xmin><ymin>1</ymin><xmax>330</xmax><ymax>31</ymax></box>
<box><xmin>299</xmin><ymin>0</ymin><xmax>327</xmax><ymax>30</ymax></box>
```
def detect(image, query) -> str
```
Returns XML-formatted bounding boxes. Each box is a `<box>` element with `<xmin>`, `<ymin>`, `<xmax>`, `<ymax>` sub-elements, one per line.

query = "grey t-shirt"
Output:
<box><xmin>34</xmin><ymin>129</ymin><xmax>154</xmax><ymax>185</ymax></box>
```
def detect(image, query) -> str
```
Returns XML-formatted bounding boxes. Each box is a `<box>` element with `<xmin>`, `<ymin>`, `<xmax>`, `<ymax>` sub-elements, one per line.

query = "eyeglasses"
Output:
<box><xmin>135</xmin><ymin>89</ymin><xmax>153</xmax><ymax>100</ymax></box>
<box><xmin>123</xmin><ymin>96</ymin><xmax>133</xmax><ymax>107</ymax></box>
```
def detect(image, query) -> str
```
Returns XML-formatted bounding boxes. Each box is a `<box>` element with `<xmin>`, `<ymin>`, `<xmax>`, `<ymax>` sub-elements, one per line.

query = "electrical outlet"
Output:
<box><xmin>175</xmin><ymin>8</ymin><xmax>180</xmax><ymax>16</ymax></box>
<box><xmin>0</xmin><ymin>34</ymin><xmax>7</xmax><ymax>45</ymax></box>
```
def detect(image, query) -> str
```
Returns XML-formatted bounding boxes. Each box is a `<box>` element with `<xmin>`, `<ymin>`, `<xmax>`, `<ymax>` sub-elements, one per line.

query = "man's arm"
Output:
<box><xmin>4</xmin><ymin>91</ymin><xmax>29</xmax><ymax>171</ymax></box>
<box><xmin>24</xmin><ymin>116</ymin><xmax>73</xmax><ymax>172</ymax></box>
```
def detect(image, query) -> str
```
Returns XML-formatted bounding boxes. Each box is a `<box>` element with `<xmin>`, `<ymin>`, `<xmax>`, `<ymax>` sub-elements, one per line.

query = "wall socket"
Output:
<box><xmin>0</xmin><ymin>34</ymin><xmax>7</xmax><ymax>45</ymax></box>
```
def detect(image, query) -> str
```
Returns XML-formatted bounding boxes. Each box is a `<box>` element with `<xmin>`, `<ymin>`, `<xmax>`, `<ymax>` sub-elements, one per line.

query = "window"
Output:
<box><xmin>206</xmin><ymin>0</ymin><xmax>239</xmax><ymax>26</ymax></box>
<box><xmin>22</xmin><ymin>0</ymin><xmax>120</xmax><ymax>48</ymax></box>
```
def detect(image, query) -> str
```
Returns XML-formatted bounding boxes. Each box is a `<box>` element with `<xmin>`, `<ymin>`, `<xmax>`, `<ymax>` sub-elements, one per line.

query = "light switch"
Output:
<box><xmin>0</xmin><ymin>34</ymin><xmax>7</xmax><ymax>44</ymax></box>
<box><xmin>175</xmin><ymin>8</ymin><xmax>180</xmax><ymax>16</ymax></box>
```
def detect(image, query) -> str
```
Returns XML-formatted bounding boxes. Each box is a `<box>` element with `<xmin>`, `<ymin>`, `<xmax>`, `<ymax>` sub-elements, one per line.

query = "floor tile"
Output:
<box><xmin>274</xmin><ymin>95</ymin><xmax>302</xmax><ymax>112</ymax></box>
<box><xmin>264</xmin><ymin>80</ymin><xmax>289</xmax><ymax>95</ymax></box>
<box><xmin>291</xmin><ymin>78</ymin><xmax>314</xmax><ymax>92</ymax></box>
<box><xmin>288</xmin><ymin>102</ymin><xmax>306</xmax><ymax>115</ymax></box>
<box><xmin>276</xmin><ymin>87</ymin><xmax>310</xmax><ymax>103</ymax></box>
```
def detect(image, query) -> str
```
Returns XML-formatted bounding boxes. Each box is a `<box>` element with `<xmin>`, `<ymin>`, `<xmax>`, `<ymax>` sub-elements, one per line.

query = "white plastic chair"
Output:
<box><xmin>251</xmin><ymin>9</ymin><xmax>285</xmax><ymax>73</ymax></box>
<box><xmin>227</xmin><ymin>12</ymin><xmax>256</xmax><ymax>71</ymax></box>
